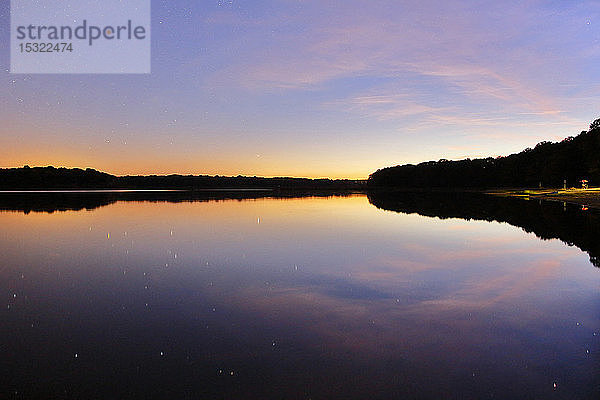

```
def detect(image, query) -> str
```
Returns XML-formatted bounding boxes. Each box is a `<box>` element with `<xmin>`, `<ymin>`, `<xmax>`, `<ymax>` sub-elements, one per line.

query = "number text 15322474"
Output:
<box><xmin>19</xmin><ymin>42</ymin><xmax>73</xmax><ymax>53</ymax></box>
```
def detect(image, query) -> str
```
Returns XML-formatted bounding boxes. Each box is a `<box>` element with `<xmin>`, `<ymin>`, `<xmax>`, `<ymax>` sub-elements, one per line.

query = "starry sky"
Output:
<box><xmin>1</xmin><ymin>0</ymin><xmax>599</xmax><ymax>179</ymax></box>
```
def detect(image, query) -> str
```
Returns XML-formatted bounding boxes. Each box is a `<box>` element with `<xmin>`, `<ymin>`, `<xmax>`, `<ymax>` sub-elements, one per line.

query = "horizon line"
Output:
<box><xmin>1</xmin><ymin>165</ymin><xmax>370</xmax><ymax>181</ymax></box>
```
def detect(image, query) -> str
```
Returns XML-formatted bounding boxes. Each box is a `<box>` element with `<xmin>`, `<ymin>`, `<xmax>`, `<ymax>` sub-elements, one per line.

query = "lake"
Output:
<box><xmin>1</xmin><ymin>191</ymin><xmax>598</xmax><ymax>399</ymax></box>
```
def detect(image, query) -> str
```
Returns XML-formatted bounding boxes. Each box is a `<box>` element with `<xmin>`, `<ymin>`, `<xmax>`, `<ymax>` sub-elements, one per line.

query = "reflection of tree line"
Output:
<box><xmin>368</xmin><ymin>190</ymin><xmax>600</xmax><ymax>268</ymax></box>
<box><xmin>0</xmin><ymin>190</ymin><xmax>357</xmax><ymax>214</ymax></box>
<box><xmin>3</xmin><ymin>190</ymin><xmax>598</xmax><ymax>268</ymax></box>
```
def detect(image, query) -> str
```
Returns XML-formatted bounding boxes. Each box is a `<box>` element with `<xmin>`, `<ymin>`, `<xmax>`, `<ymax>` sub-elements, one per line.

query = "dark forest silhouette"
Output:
<box><xmin>0</xmin><ymin>167</ymin><xmax>365</xmax><ymax>190</ymax></box>
<box><xmin>369</xmin><ymin>118</ymin><xmax>600</xmax><ymax>189</ymax></box>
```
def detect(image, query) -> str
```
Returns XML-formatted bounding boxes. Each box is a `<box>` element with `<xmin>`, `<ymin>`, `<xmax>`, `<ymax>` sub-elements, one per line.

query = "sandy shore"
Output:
<box><xmin>486</xmin><ymin>188</ymin><xmax>600</xmax><ymax>209</ymax></box>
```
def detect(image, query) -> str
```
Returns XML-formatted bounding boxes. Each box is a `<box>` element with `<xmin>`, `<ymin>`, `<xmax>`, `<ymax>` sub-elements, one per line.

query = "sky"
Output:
<box><xmin>0</xmin><ymin>0</ymin><xmax>599</xmax><ymax>179</ymax></box>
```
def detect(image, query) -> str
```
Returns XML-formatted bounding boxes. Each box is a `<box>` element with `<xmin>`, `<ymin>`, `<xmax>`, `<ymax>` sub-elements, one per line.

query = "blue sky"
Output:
<box><xmin>1</xmin><ymin>0</ymin><xmax>599</xmax><ymax>178</ymax></box>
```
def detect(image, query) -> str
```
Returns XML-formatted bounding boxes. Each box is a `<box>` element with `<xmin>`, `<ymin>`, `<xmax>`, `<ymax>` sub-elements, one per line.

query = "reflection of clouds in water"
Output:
<box><xmin>223</xmin><ymin>253</ymin><xmax>587</xmax><ymax>357</ymax></box>
<box><xmin>212</xmin><ymin>225</ymin><xmax>598</xmax><ymax>374</ymax></box>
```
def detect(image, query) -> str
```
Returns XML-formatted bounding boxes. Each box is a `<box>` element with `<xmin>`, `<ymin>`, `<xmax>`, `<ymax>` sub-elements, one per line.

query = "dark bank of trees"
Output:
<box><xmin>0</xmin><ymin>166</ymin><xmax>365</xmax><ymax>190</ymax></box>
<box><xmin>369</xmin><ymin>119</ymin><xmax>600</xmax><ymax>189</ymax></box>
<box><xmin>0</xmin><ymin>166</ymin><xmax>116</xmax><ymax>189</ymax></box>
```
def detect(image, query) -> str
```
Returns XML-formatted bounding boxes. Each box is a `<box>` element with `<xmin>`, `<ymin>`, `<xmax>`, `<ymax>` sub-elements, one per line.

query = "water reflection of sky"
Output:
<box><xmin>1</xmin><ymin>195</ymin><xmax>598</xmax><ymax>399</ymax></box>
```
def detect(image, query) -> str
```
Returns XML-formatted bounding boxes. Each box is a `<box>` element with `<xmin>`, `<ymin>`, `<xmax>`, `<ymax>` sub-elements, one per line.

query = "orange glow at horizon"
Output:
<box><xmin>0</xmin><ymin>161</ymin><xmax>370</xmax><ymax>180</ymax></box>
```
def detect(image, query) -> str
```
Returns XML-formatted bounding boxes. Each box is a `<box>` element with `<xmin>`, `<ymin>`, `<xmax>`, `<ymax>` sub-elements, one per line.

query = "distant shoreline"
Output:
<box><xmin>0</xmin><ymin>189</ymin><xmax>272</xmax><ymax>193</ymax></box>
<box><xmin>0</xmin><ymin>166</ymin><xmax>367</xmax><ymax>191</ymax></box>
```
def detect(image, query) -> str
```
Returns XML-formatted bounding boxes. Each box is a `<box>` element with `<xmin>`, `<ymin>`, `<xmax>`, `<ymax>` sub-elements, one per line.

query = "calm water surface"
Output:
<box><xmin>1</xmin><ymin>193</ymin><xmax>598</xmax><ymax>399</ymax></box>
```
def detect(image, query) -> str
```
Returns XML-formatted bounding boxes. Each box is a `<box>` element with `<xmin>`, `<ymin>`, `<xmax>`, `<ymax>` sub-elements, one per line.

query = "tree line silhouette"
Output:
<box><xmin>369</xmin><ymin>118</ymin><xmax>600</xmax><ymax>188</ymax></box>
<box><xmin>0</xmin><ymin>166</ymin><xmax>365</xmax><ymax>190</ymax></box>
